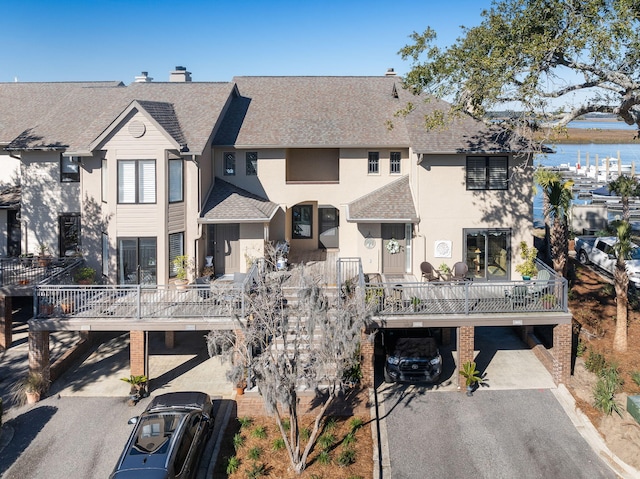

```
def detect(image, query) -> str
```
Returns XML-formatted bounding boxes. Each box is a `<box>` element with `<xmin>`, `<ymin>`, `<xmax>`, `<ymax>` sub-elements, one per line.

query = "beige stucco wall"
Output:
<box><xmin>20</xmin><ymin>151</ymin><xmax>81</xmax><ymax>256</ymax></box>
<box><xmin>0</xmin><ymin>151</ymin><xmax>19</xmax><ymax>187</ymax></box>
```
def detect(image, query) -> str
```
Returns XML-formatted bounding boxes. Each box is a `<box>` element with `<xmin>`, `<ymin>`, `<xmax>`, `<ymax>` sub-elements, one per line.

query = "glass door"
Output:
<box><xmin>118</xmin><ymin>237</ymin><xmax>157</xmax><ymax>284</ymax></box>
<box><xmin>464</xmin><ymin>229</ymin><xmax>510</xmax><ymax>281</ymax></box>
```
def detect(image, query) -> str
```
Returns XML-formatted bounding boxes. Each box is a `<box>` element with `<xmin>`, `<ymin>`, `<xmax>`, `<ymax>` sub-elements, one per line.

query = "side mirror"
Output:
<box><xmin>128</xmin><ymin>416</ymin><xmax>139</xmax><ymax>425</ymax></box>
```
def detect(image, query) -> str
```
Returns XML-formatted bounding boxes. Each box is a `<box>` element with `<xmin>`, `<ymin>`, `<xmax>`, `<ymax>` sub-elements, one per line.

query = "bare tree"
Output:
<box><xmin>207</xmin><ymin>263</ymin><xmax>371</xmax><ymax>474</ymax></box>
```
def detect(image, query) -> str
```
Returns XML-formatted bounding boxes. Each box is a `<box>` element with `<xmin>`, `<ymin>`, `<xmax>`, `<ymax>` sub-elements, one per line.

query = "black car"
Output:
<box><xmin>383</xmin><ymin>333</ymin><xmax>442</xmax><ymax>383</ymax></box>
<box><xmin>110</xmin><ymin>391</ymin><xmax>214</xmax><ymax>479</ymax></box>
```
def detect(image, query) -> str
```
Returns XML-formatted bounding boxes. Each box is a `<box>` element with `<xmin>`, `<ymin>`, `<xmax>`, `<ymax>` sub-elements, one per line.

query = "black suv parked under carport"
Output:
<box><xmin>383</xmin><ymin>329</ymin><xmax>442</xmax><ymax>383</ymax></box>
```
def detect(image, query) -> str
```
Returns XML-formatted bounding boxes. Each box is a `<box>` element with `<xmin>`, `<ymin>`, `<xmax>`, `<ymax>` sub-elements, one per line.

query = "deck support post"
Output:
<box><xmin>457</xmin><ymin>326</ymin><xmax>475</xmax><ymax>390</ymax></box>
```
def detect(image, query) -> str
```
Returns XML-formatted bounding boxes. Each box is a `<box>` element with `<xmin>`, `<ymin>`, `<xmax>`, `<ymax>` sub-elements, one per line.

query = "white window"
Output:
<box><xmin>61</xmin><ymin>155</ymin><xmax>80</xmax><ymax>182</ymax></box>
<box><xmin>169</xmin><ymin>159</ymin><xmax>183</xmax><ymax>203</ymax></box>
<box><xmin>224</xmin><ymin>152</ymin><xmax>235</xmax><ymax>176</ymax></box>
<box><xmin>102</xmin><ymin>232</ymin><xmax>109</xmax><ymax>276</ymax></box>
<box><xmin>118</xmin><ymin>160</ymin><xmax>156</xmax><ymax>204</ymax></box>
<box><xmin>390</xmin><ymin>152</ymin><xmax>401</xmax><ymax>174</ymax></box>
<box><xmin>368</xmin><ymin>152</ymin><xmax>379</xmax><ymax>174</ymax></box>
<box><xmin>101</xmin><ymin>159</ymin><xmax>107</xmax><ymax>203</ymax></box>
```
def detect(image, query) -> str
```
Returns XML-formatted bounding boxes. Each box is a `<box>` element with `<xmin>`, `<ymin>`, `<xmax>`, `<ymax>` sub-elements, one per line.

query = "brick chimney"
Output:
<box><xmin>170</xmin><ymin>66</ymin><xmax>192</xmax><ymax>82</ymax></box>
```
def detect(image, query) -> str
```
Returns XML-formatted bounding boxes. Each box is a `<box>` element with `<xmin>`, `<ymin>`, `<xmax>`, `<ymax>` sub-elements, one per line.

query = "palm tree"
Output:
<box><xmin>612</xmin><ymin>220</ymin><xmax>632</xmax><ymax>352</ymax></box>
<box><xmin>609</xmin><ymin>175</ymin><xmax>640</xmax><ymax>222</ymax></box>
<box><xmin>534</xmin><ymin>170</ymin><xmax>573</xmax><ymax>277</ymax></box>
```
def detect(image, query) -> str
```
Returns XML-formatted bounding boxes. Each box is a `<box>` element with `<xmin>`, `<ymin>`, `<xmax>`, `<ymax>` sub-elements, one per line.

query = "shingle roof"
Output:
<box><xmin>136</xmin><ymin>100</ymin><xmax>187</xmax><ymax>148</ymax></box>
<box><xmin>347</xmin><ymin>175</ymin><xmax>418</xmax><ymax>223</ymax></box>
<box><xmin>200</xmin><ymin>179</ymin><xmax>279</xmax><ymax>223</ymax></box>
<box><xmin>214</xmin><ymin>76</ymin><xmax>529</xmax><ymax>154</ymax></box>
<box><xmin>0</xmin><ymin>185</ymin><xmax>20</xmax><ymax>209</ymax></box>
<box><xmin>0</xmin><ymin>81</ymin><xmax>235</xmax><ymax>155</ymax></box>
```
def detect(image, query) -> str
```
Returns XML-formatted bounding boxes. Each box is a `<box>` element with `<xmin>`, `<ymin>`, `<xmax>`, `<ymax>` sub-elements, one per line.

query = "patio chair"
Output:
<box><xmin>507</xmin><ymin>285</ymin><xmax>531</xmax><ymax>310</ymax></box>
<box><xmin>195</xmin><ymin>276</ymin><xmax>211</xmax><ymax>299</ymax></box>
<box><xmin>530</xmin><ymin>269</ymin><xmax>551</xmax><ymax>298</ymax></box>
<box><xmin>420</xmin><ymin>262</ymin><xmax>441</xmax><ymax>282</ymax></box>
<box><xmin>451</xmin><ymin>262</ymin><xmax>469</xmax><ymax>281</ymax></box>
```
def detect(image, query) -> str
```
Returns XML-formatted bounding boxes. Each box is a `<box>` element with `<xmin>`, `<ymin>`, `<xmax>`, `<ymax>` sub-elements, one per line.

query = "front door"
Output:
<box><xmin>318</xmin><ymin>207</ymin><xmax>339</xmax><ymax>249</ymax></box>
<box><xmin>59</xmin><ymin>213</ymin><xmax>81</xmax><ymax>257</ymax></box>
<box><xmin>382</xmin><ymin>224</ymin><xmax>406</xmax><ymax>274</ymax></box>
<box><xmin>214</xmin><ymin>224</ymin><xmax>240</xmax><ymax>275</ymax></box>
<box><xmin>7</xmin><ymin>210</ymin><xmax>21</xmax><ymax>256</ymax></box>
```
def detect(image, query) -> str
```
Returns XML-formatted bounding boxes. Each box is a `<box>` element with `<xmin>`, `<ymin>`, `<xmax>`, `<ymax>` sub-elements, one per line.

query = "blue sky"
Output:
<box><xmin>3</xmin><ymin>0</ymin><xmax>493</xmax><ymax>83</ymax></box>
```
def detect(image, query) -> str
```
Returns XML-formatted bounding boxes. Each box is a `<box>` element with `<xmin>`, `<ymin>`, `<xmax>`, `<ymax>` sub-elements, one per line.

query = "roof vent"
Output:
<box><xmin>385</xmin><ymin>68</ymin><xmax>397</xmax><ymax>76</ymax></box>
<box><xmin>170</xmin><ymin>66</ymin><xmax>192</xmax><ymax>82</ymax></box>
<box><xmin>134</xmin><ymin>71</ymin><xmax>153</xmax><ymax>83</ymax></box>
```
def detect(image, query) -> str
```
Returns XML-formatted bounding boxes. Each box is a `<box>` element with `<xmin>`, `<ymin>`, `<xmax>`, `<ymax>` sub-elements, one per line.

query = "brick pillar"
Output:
<box><xmin>130</xmin><ymin>331</ymin><xmax>147</xmax><ymax>377</ymax></box>
<box><xmin>552</xmin><ymin>323</ymin><xmax>572</xmax><ymax>385</ymax></box>
<box><xmin>28</xmin><ymin>330</ymin><xmax>50</xmax><ymax>393</ymax></box>
<box><xmin>360</xmin><ymin>328</ymin><xmax>375</xmax><ymax>388</ymax></box>
<box><xmin>457</xmin><ymin>326</ymin><xmax>475</xmax><ymax>390</ymax></box>
<box><xmin>0</xmin><ymin>294</ymin><xmax>12</xmax><ymax>350</ymax></box>
<box><xmin>165</xmin><ymin>331</ymin><xmax>175</xmax><ymax>349</ymax></box>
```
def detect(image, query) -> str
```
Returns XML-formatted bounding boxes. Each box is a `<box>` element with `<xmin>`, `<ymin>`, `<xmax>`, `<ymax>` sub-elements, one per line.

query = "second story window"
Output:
<box><xmin>466</xmin><ymin>156</ymin><xmax>508</xmax><ymax>190</ymax></box>
<box><xmin>169</xmin><ymin>159</ymin><xmax>183</xmax><ymax>203</ymax></box>
<box><xmin>61</xmin><ymin>155</ymin><xmax>80</xmax><ymax>182</ymax></box>
<box><xmin>390</xmin><ymin>152</ymin><xmax>401</xmax><ymax>174</ymax></box>
<box><xmin>224</xmin><ymin>152</ymin><xmax>236</xmax><ymax>176</ymax></box>
<box><xmin>118</xmin><ymin>159</ymin><xmax>156</xmax><ymax>204</ymax></box>
<box><xmin>101</xmin><ymin>159</ymin><xmax>108</xmax><ymax>203</ymax></box>
<box><xmin>246</xmin><ymin>152</ymin><xmax>258</xmax><ymax>175</ymax></box>
<box><xmin>368</xmin><ymin>152</ymin><xmax>379</xmax><ymax>174</ymax></box>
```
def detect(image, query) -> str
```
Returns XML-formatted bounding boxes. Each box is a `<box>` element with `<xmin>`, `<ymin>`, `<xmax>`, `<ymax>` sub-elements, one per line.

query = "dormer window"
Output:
<box><xmin>224</xmin><ymin>152</ymin><xmax>236</xmax><ymax>176</ymax></box>
<box><xmin>61</xmin><ymin>155</ymin><xmax>80</xmax><ymax>182</ymax></box>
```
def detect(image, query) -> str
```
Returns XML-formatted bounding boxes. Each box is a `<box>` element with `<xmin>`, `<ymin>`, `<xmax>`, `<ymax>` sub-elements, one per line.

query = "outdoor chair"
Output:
<box><xmin>530</xmin><ymin>269</ymin><xmax>551</xmax><ymax>298</ymax></box>
<box><xmin>420</xmin><ymin>262</ymin><xmax>441</xmax><ymax>282</ymax></box>
<box><xmin>507</xmin><ymin>285</ymin><xmax>531</xmax><ymax>310</ymax></box>
<box><xmin>451</xmin><ymin>262</ymin><xmax>469</xmax><ymax>281</ymax></box>
<box><xmin>195</xmin><ymin>276</ymin><xmax>211</xmax><ymax>300</ymax></box>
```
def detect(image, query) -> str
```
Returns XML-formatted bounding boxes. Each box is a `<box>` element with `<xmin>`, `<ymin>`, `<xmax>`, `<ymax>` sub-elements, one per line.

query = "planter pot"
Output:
<box><xmin>522</xmin><ymin>275</ymin><xmax>531</xmax><ymax>281</ymax></box>
<box><xmin>77</xmin><ymin>279</ymin><xmax>94</xmax><ymax>285</ymax></box>
<box><xmin>466</xmin><ymin>384</ymin><xmax>475</xmax><ymax>396</ymax></box>
<box><xmin>38</xmin><ymin>257</ymin><xmax>51</xmax><ymax>267</ymax></box>
<box><xmin>26</xmin><ymin>391</ymin><xmax>41</xmax><ymax>404</ymax></box>
<box><xmin>40</xmin><ymin>304</ymin><xmax>54</xmax><ymax>315</ymax></box>
<box><xmin>175</xmin><ymin>279</ymin><xmax>189</xmax><ymax>290</ymax></box>
<box><xmin>18</xmin><ymin>279</ymin><xmax>30</xmax><ymax>285</ymax></box>
<box><xmin>60</xmin><ymin>302</ymin><xmax>74</xmax><ymax>314</ymax></box>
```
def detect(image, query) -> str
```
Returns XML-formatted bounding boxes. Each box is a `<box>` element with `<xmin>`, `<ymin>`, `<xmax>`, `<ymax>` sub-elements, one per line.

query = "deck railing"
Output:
<box><xmin>0</xmin><ymin>257</ymin><xmax>82</xmax><ymax>287</ymax></box>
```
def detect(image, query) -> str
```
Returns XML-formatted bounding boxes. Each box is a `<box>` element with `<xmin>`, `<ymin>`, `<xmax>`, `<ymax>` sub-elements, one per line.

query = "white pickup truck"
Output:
<box><xmin>574</xmin><ymin>236</ymin><xmax>640</xmax><ymax>286</ymax></box>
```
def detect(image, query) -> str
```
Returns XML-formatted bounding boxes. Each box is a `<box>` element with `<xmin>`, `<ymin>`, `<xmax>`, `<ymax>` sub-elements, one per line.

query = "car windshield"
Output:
<box><xmin>629</xmin><ymin>248</ymin><xmax>640</xmax><ymax>260</ymax></box>
<box><xmin>131</xmin><ymin>412</ymin><xmax>187</xmax><ymax>455</ymax></box>
<box><xmin>392</xmin><ymin>338</ymin><xmax>438</xmax><ymax>358</ymax></box>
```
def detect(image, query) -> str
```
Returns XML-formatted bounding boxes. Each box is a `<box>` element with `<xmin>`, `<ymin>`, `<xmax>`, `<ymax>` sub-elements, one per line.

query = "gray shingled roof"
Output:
<box><xmin>200</xmin><ymin>179</ymin><xmax>279</xmax><ymax>223</ymax></box>
<box><xmin>0</xmin><ymin>185</ymin><xmax>20</xmax><ymax>209</ymax></box>
<box><xmin>0</xmin><ymin>81</ymin><xmax>235</xmax><ymax>155</ymax></box>
<box><xmin>137</xmin><ymin>100</ymin><xmax>187</xmax><ymax>148</ymax></box>
<box><xmin>347</xmin><ymin>176</ymin><xmax>418</xmax><ymax>223</ymax></box>
<box><xmin>214</xmin><ymin>76</ymin><xmax>529</xmax><ymax>154</ymax></box>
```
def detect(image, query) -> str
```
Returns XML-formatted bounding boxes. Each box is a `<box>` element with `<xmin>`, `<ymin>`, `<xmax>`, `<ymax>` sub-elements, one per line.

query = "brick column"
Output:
<box><xmin>28</xmin><ymin>330</ymin><xmax>50</xmax><ymax>392</ymax></box>
<box><xmin>130</xmin><ymin>330</ymin><xmax>147</xmax><ymax>377</ymax></box>
<box><xmin>457</xmin><ymin>326</ymin><xmax>475</xmax><ymax>390</ymax></box>
<box><xmin>552</xmin><ymin>323</ymin><xmax>572</xmax><ymax>385</ymax></box>
<box><xmin>360</xmin><ymin>328</ymin><xmax>375</xmax><ymax>388</ymax></box>
<box><xmin>165</xmin><ymin>331</ymin><xmax>175</xmax><ymax>349</ymax></box>
<box><xmin>0</xmin><ymin>294</ymin><xmax>12</xmax><ymax>350</ymax></box>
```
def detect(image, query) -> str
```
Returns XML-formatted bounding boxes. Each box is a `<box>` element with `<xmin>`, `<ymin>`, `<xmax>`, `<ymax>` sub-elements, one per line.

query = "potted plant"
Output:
<box><xmin>459</xmin><ymin>361</ymin><xmax>484</xmax><ymax>396</ymax></box>
<box><xmin>173</xmin><ymin>255</ymin><xmax>192</xmax><ymax>289</ymax></box>
<box><xmin>12</xmin><ymin>371</ymin><xmax>48</xmax><ymax>405</ymax></box>
<box><xmin>439</xmin><ymin>262</ymin><xmax>451</xmax><ymax>275</ymax></box>
<box><xmin>541</xmin><ymin>293</ymin><xmax>557</xmax><ymax>309</ymax></box>
<box><xmin>515</xmin><ymin>241</ymin><xmax>538</xmax><ymax>280</ymax></box>
<box><xmin>121</xmin><ymin>374</ymin><xmax>148</xmax><ymax>405</ymax></box>
<box><xmin>74</xmin><ymin>266</ymin><xmax>96</xmax><ymax>285</ymax></box>
<box><xmin>39</xmin><ymin>298</ymin><xmax>54</xmax><ymax>316</ymax></box>
<box><xmin>37</xmin><ymin>243</ymin><xmax>52</xmax><ymax>267</ymax></box>
<box><xmin>410</xmin><ymin>296</ymin><xmax>422</xmax><ymax>312</ymax></box>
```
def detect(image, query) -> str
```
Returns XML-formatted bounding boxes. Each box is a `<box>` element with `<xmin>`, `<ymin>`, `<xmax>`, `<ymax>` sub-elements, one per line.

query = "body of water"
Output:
<box><xmin>532</xmin><ymin>142</ymin><xmax>640</xmax><ymax>226</ymax></box>
<box><xmin>568</xmin><ymin>120</ymin><xmax>637</xmax><ymax>130</ymax></box>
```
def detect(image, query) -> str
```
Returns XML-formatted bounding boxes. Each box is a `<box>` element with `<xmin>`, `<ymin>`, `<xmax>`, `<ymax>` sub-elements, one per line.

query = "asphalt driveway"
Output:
<box><xmin>378</xmin><ymin>388</ymin><xmax>617</xmax><ymax>479</ymax></box>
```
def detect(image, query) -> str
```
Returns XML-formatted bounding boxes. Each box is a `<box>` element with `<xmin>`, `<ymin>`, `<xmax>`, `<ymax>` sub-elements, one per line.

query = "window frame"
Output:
<box><xmin>58</xmin><ymin>213</ymin><xmax>81</xmax><ymax>257</ymax></box>
<box><xmin>223</xmin><ymin>152</ymin><xmax>236</xmax><ymax>176</ymax></box>
<box><xmin>60</xmin><ymin>155</ymin><xmax>80</xmax><ymax>183</ymax></box>
<box><xmin>368</xmin><ymin>152</ymin><xmax>379</xmax><ymax>175</ymax></box>
<box><xmin>168</xmin><ymin>232</ymin><xmax>184</xmax><ymax>278</ymax></box>
<box><xmin>245</xmin><ymin>152</ymin><xmax>258</xmax><ymax>176</ymax></box>
<box><xmin>390</xmin><ymin>152</ymin><xmax>401</xmax><ymax>175</ymax></box>
<box><xmin>466</xmin><ymin>156</ymin><xmax>508</xmax><ymax>191</ymax></box>
<box><xmin>102</xmin><ymin>232</ymin><xmax>109</xmax><ymax>276</ymax></box>
<box><xmin>292</xmin><ymin>204</ymin><xmax>313</xmax><ymax>239</ymax></box>
<box><xmin>101</xmin><ymin>158</ymin><xmax>108</xmax><ymax>203</ymax></box>
<box><xmin>168</xmin><ymin>158</ymin><xmax>184</xmax><ymax>203</ymax></box>
<box><xmin>117</xmin><ymin>159</ymin><xmax>157</xmax><ymax>204</ymax></box>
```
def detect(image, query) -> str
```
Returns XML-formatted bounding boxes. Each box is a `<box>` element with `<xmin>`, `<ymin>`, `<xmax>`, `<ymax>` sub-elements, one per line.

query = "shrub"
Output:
<box><xmin>246</xmin><ymin>462</ymin><xmax>266</xmax><ymax>479</ymax></box>
<box><xmin>324</xmin><ymin>416</ymin><xmax>337</xmax><ymax>432</ymax></box>
<box><xmin>248</xmin><ymin>446</ymin><xmax>262</xmax><ymax>460</ymax></box>
<box><xmin>585</xmin><ymin>350</ymin><xmax>607</xmax><ymax>375</ymax></box>
<box><xmin>593</xmin><ymin>376</ymin><xmax>622</xmax><ymax>416</ymax></box>
<box><xmin>632</xmin><ymin>371</ymin><xmax>640</xmax><ymax>387</ymax></box>
<box><xmin>342</xmin><ymin>431</ymin><xmax>356</xmax><ymax>447</ymax></box>
<box><xmin>576</xmin><ymin>339</ymin><xmax>586</xmax><ymax>357</ymax></box>
<box><xmin>336</xmin><ymin>448</ymin><xmax>356</xmax><ymax>467</ymax></box>
<box><xmin>226</xmin><ymin>456</ymin><xmax>240</xmax><ymax>475</ymax></box>
<box><xmin>300</xmin><ymin>427</ymin><xmax>311</xmax><ymax>441</ymax></box>
<box><xmin>252</xmin><ymin>425</ymin><xmax>267</xmax><ymax>439</ymax></box>
<box><xmin>317</xmin><ymin>450</ymin><xmax>331</xmax><ymax>465</ymax></box>
<box><xmin>349</xmin><ymin>417</ymin><xmax>364</xmax><ymax>432</ymax></box>
<box><xmin>317</xmin><ymin>433</ymin><xmax>335</xmax><ymax>450</ymax></box>
<box><xmin>233</xmin><ymin>433</ymin><xmax>245</xmax><ymax>451</ymax></box>
<box><xmin>272</xmin><ymin>437</ymin><xmax>285</xmax><ymax>451</ymax></box>
<box><xmin>281</xmin><ymin>417</ymin><xmax>290</xmax><ymax>431</ymax></box>
<box><xmin>238</xmin><ymin>416</ymin><xmax>253</xmax><ymax>429</ymax></box>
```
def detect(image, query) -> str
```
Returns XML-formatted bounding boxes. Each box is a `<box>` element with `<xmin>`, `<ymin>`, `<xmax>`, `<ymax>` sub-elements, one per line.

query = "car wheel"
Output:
<box><xmin>578</xmin><ymin>250</ymin><xmax>589</xmax><ymax>264</ymax></box>
<box><xmin>383</xmin><ymin>369</ymin><xmax>393</xmax><ymax>383</ymax></box>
